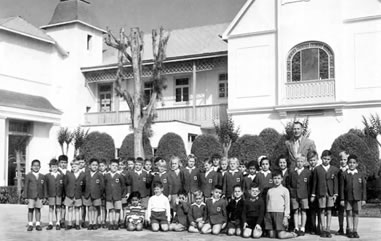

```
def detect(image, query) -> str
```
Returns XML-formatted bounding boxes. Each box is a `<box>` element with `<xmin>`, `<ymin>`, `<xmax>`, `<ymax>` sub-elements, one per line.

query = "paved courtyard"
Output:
<box><xmin>0</xmin><ymin>204</ymin><xmax>380</xmax><ymax>241</ymax></box>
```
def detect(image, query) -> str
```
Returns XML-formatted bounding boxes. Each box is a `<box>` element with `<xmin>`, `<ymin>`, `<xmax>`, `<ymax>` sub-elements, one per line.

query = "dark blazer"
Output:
<box><xmin>242</xmin><ymin>174</ymin><xmax>256</xmax><ymax>198</ymax></box>
<box><xmin>312</xmin><ymin>165</ymin><xmax>339</xmax><ymax>197</ymax></box>
<box><xmin>340</xmin><ymin>170</ymin><xmax>366</xmax><ymax>201</ymax></box>
<box><xmin>188</xmin><ymin>202</ymin><xmax>206</xmax><ymax>223</ymax></box>
<box><xmin>84</xmin><ymin>171</ymin><xmax>105</xmax><ymax>199</ymax></box>
<box><xmin>152</xmin><ymin>172</ymin><xmax>170</xmax><ymax>196</ymax></box>
<box><xmin>23</xmin><ymin>172</ymin><xmax>45</xmax><ymax>199</ymax></box>
<box><xmin>168</xmin><ymin>169</ymin><xmax>184</xmax><ymax>195</ymax></box>
<box><xmin>126</xmin><ymin>170</ymin><xmax>152</xmax><ymax>198</ymax></box>
<box><xmin>199</xmin><ymin>170</ymin><xmax>218</xmax><ymax>198</ymax></box>
<box><xmin>287</xmin><ymin>169</ymin><xmax>311</xmax><ymax>199</ymax></box>
<box><xmin>44</xmin><ymin>172</ymin><xmax>64</xmax><ymax>198</ymax></box>
<box><xmin>183</xmin><ymin>167</ymin><xmax>201</xmax><ymax>194</ymax></box>
<box><xmin>223</xmin><ymin>170</ymin><xmax>243</xmax><ymax>198</ymax></box>
<box><xmin>104</xmin><ymin>172</ymin><xmax>125</xmax><ymax>201</ymax></box>
<box><xmin>64</xmin><ymin>171</ymin><xmax>85</xmax><ymax>199</ymax></box>
<box><xmin>204</xmin><ymin>198</ymin><xmax>227</xmax><ymax>225</ymax></box>
<box><xmin>253</xmin><ymin>171</ymin><xmax>273</xmax><ymax>194</ymax></box>
<box><xmin>173</xmin><ymin>202</ymin><xmax>190</xmax><ymax>226</ymax></box>
<box><xmin>227</xmin><ymin>198</ymin><xmax>244</xmax><ymax>224</ymax></box>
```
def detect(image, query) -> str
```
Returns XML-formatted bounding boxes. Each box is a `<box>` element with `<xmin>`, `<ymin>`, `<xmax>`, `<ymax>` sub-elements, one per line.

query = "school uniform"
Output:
<box><xmin>226</xmin><ymin>197</ymin><xmax>244</xmax><ymax>229</ymax></box>
<box><xmin>168</xmin><ymin>169</ymin><xmax>184</xmax><ymax>208</ymax></box>
<box><xmin>188</xmin><ymin>202</ymin><xmax>206</xmax><ymax>224</ymax></box>
<box><xmin>199</xmin><ymin>170</ymin><xmax>218</xmax><ymax>198</ymax></box>
<box><xmin>253</xmin><ymin>170</ymin><xmax>273</xmax><ymax>196</ymax></box>
<box><xmin>152</xmin><ymin>171</ymin><xmax>170</xmax><ymax>197</ymax></box>
<box><xmin>340</xmin><ymin>169</ymin><xmax>366</xmax><ymax>211</ymax></box>
<box><xmin>64</xmin><ymin>171</ymin><xmax>85</xmax><ymax>207</ymax></box>
<box><xmin>44</xmin><ymin>172</ymin><xmax>64</xmax><ymax>206</ymax></box>
<box><xmin>83</xmin><ymin>171</ymin><xmax>105</xmax><ymax>206</ymax></box>
<box><xmin>311</xmin><ymin>165</ymin><xmax>339</xmax><ymax>208</ymax></box>
<box><xmin>120</xmin><ymin>170</ymin><xmax>130</xmax><ymax>206</ymax></box>
<box><xmin>104</xmin><ymin>172</ymin><xmax>125</xmax><ymax>210</ymax></box>
<box><xmin>183</xmin><ymin>167</ymin><xmax>201</xmax><ymax>200</ymax></box>
<box><xmin>242</xmin><ymin>173</ymin><xmax>256</xmax><ymax>198</ymax></box>
<box><xmin>24</xmin><ymin>172</ymin><xmax>45</xmax><ymax>209</ymax></box>
<box><xmin>306</xmin><ymin>166</ymin><xmax>319</xmax><ymax>234</ymax></box>
<box><xmin>217</xmin><ymin>168</ymin><xmax>227</xmax><ymax>187</ymax></box>
<box><xmin>223</xmin><ymin>170</ymin><xmax>243</xmax><ymax>199</ymax></box>
<box><xmin>242</xmin><ymin>197</ymin><xmax>265</xmax><ymax>229</ymax></box>
<box><xmin>288</xmin><ymin>168</ymin><xmax>311</xmax><ymax>210</ymax></box>
<box><xmin>281</xmin><ymin>169</ymin><xmax>290</xmax><ymax>187</ymax></box>
<box><xmin>204</xmin><ymin>198</ymin><xmax>227</xmax><ymax>225</ymax></box>
<box><xmin>172</xmin><ymin>202</ymin><xmax>190</xmax><ymax>227</ymax></box>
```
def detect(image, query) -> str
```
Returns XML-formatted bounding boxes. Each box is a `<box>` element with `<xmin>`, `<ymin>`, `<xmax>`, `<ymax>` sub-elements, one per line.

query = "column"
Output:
<box><xmin>192</xmin><ymin>61</ymin><xmax>197</xmax><ymax>122</ymax></box>
<box><xmin>0</xmin><ymin>116</ymin><xmax>7</xmax><ymax>186</ymax></box>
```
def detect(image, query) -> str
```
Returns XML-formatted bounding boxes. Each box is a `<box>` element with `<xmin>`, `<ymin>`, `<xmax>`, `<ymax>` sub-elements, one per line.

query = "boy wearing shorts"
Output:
<box><xmin>45</xmin><ymin>158</ymin><xmax>64</xmax><ymax>230</ymax></box>
<box><xmin>83</xmin><ymin>158</ymin><xmax>105</xmax><ymax>230</ymax></box>
<box><xmin>183</xmin><ymin>154</ymin><xmax>201</xmax><ymax>203</ymax></box>
<box><xmin>188</xmin><ymin>190</ymin><xmax>206</xmax><ymax>233</ymax></box>
<box><xmin>311</xmin><ymin>150</ymin><xmax>339</xmax><ymax>238</ymax></box>
<box><xmin>58</xmin><ymin>154</ymin><xmax>68</xmax><ymax>228</ymax></box>
<box><xmin>24</xmin><ymin>159</ymin><xmax>45</xmax><ymax>231</ymax></box>
<box><xmin>340</xmin><ymin>154</ymin><xmax>366</xmax><ymax>238</ymax></box>
<box><xmin>146</xmin><ymin>181</ymin><xmax>171</xmax><ymax>232</ymax></box>
<box><xmin>64</xmin><ymin>159</ymin><xmax>85</xmax><ymax>230</ymax></box>
<box><xmin>199</xmin><ymin>158</ymin><xmax>218</xmax><ymax>198</ymax></box>
<box><xmin>265</xmin><ymin>170</ymin><xmax>297</xmax><ymax>239</ymax></box>
<box><xmin>104</xmin><ymin>159</ymin><xmax>125</xmax><ymax>230</ymax></box>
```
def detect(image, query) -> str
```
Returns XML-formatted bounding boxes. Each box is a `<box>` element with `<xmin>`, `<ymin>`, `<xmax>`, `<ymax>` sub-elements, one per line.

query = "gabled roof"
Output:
<box><xmin>222</xmin><ymin>0</ymin><xmax>255</xmax><ymax>39</ymax></box>
<box><xmin>100</xmin><ymin>23</ymin><xmax>229</xmax><ymax>66</ymax></box>
<box><xmin>0</xmin><ymin>16</ymin><xmax>55</xmax><ymax>44</ymax></box>
<box><xmin>0</xmin><ymin>89</ymin><xmax>62</xmax><ymax>115</ymax></box>
<box><xmin>41</xmin><ymin>0</ymin><xmax>105</xmax><ymax>33</ymax></box>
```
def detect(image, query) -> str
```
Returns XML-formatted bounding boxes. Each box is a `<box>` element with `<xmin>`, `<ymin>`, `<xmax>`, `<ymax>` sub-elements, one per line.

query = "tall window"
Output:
<box><xmin>287</xmin><ymin>41</ymin><xmax>334</xmax><ymax>82</ymax></box>
<box><xmin>175</xmin><ymin>78</ymin><xmax>189</xmax><ymax>102</ymax></box>
<box><xmin>99</xmin><ymin>84</ymin><xmax>112</xmax><ymax>112</ymax></box>
<box><xmin>144</xmin><ymin>81</ymin><xmax>153</xmax><ymax>105</ymax></box>
<box><xmin>87</xmin><ymin>34</ymin><xmax>92</xmax><ymax>50</ymax></box>
<box><xmin>218</xmin><ymin>73</ymin><xmax>228</xmax><ymax>98</ymax></box>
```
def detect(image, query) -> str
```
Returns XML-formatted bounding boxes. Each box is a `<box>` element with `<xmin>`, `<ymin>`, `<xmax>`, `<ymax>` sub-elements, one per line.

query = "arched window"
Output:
<box><xmin>287</xmin><ymin>41</ymin><xmax>334</xmax><ymax>82</ymax></box>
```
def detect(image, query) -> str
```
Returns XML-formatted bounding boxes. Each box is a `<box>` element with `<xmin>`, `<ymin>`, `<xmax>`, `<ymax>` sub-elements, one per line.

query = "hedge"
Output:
<box><xmin>191</xmin><ymin>134</ymin><xmax>223</xmax><ymax>166</ymax></box>
<box><xmin>119</xmin><ymin>133</ymin><xmax>153</xmax><ymax>159</ymax></box>
<box><xmin>80</xmin><ymin>131</ymin><xmax>115</xmax><ymax>162</ymax></box>
<box><xmin>330</xmin><ymin>133</ymin><xmax>376</xmax><ymax>177</ymax></box>
<box><xmin>230</xmin><ymin>135</ymin><xmax>267</xmax><ymax>166</ymax></box>
<box><xmin>0</xmin><ymin>186</ymin><xmax>24</xmax><ymax>204</ymax></box>
<box><xmin>156</xmin><ymin>132</ymin><xmax>187</xmax><ymax>164</ymax></box>
<box><xmin>269</xmin><ymin>135</ymin><xmax>289</xmax><ymax>167</ymax></box>
<box><xmin>348</xmin><ymin>129</ymin><xmax>380</xmax><ymax>165</ymax></box>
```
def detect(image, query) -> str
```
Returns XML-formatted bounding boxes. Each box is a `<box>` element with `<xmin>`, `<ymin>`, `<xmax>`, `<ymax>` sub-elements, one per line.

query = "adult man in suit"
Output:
<box><xmin>285</xmin><ymin>121</ymin><xmax>316</xmax><ymax>169</ymax></box>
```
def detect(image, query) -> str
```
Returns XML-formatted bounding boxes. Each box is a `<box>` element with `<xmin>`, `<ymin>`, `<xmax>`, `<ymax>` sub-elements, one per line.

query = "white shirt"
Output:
<box><xmin>32</xmin><ymin>172</ymin><xmax>39</xmax><ymax>179</ymax></box>
<box><xmin>295</xmin><ymin>168</ymin><xmax>303</xmax><ymax>175</ymax></box>
<box><xmin>135</xmin><ymin>170</ymin><xmax>143</xmax><ymax>176</ymax></box>
<box><xmin>340</xmin><ymin>166</ymin><xmax>348</xmax><ymax>172</ymax></box>
<box><xmin>229</xmin><ymin>169</ymin><xmax>239</xmax><ymax>175</ymax></box>
<box><xmin>347</xmin><ymin>169</ymin><xmax>358</xmax><ymax>175</ymax></box>
<box><xmin>261</xmin><ymin>170</ymin><xmax>271</xmax><ymax>177</ymax></box>
<box><xmin>146</xmin><ymin>194</ymin><xmax>171</xmax><ymax>222</ymax></box>
<box><xmin>51</xmin><ymin>172</ymin><xmax>59</xmax><ymax>178</ymax></box>
<box><xmin>186</xmin><ymin>166</ymin><xmax>195</xmax><ymax>174</ymax></box>
<box><xmin>247</xmin><ymin>174</ymin><xmax>256</xmax><ymax>181</ymax></box>
<box><xmin>205</xmin><ymin>169</ymin><xmax>213</xmax><ymax>177</ymax></box>
<box><xmin>322</xmin><ymin>165</ymin><xmax>330</xmax><ymax>172</ymax></box>
<box><xmin>74</xmin><ymin>171</ymin><xmax>80</xmax><ymax>179</ymax></box>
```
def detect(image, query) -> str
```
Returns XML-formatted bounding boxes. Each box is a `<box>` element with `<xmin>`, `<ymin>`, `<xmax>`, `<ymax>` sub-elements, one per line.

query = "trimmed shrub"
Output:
<box><xmin>119</xmin><ymin>133</ymin><xmax>153</xmax><ymax>159</ymax></box>
<box><xmin>156</xmin><ymin>132</ymin><xmax>187</xmax><ymax>164</ymax></box>
<box><xmin>348</xmin><ymin>129</ymin><xmax>380</xmax><ymax>164</ymax></box>
<box><xmin>269</xmin><ymin>135</ymin><xmax>289</xmax><ymax>167</ymax></box>
<box><xmin>0</xmin><ymin>186</ymin><xmax>23</xmax><ymax>204</ymax></box>
<box><xmin>330</xmin><ymin>133</ymin><xmax>376</xmax><ymax>177</ymax></box>
<box><xmin>80</xmin><ymin>131</ymin><xmax>115</xmax><ymax>162</ymax></box>
<box><xmin>259</xmin><ymin>128</ymin><xmax>282</xmax><ymax>165</ymax></box>
<box><xmin>191</xmin><ymin>134</ymin><xmax>223</xmax><ymax>166</ymax></box>
<box><xmin>232</xmin><ymin>135</ymin><xmax>267</xmax><ymax>166</ymax></box>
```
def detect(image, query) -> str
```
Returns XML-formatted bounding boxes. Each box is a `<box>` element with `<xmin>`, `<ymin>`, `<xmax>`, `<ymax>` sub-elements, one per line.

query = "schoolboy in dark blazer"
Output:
<box><xmin>199</xmin><ymin>159</ymin><xmax>218</xmax><ymax>198</ymax></box>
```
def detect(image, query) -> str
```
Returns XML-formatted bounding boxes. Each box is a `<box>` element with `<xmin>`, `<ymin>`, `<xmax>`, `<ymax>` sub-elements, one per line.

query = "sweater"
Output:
<box><xmin>146</xmin><ymin>193</ymin><xmax>171</xmax><ymax>222</ymax></box>
<box><xmin>266</xmin><ymin>185</ymin><xmax>290</xmax><ymax>217</ymax></box>
<box><xmin>227</xmin><ymin>197</ymin><xmax>244</xmax><ymax>224</ymax></box>
<box><xmin>241</xmin><ymin>197</ymin><xmax>265</xmax><ymax>225</ymax></box>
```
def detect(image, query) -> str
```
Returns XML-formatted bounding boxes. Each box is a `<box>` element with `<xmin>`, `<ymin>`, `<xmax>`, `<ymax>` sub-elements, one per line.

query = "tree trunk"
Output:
<box><xmin>223</xmin><ymin>140</ymin><xmax>232</xmax><ymax>159</ymax></box>
<box><xmin>15</xmin><ymin>150</ymin><xmax>23</xmax><ymax>204</ymax></box>
<box><xmin>134</xmin><ymin>126</ymin><xmax>145</xmax><ymax>158</ymax></box>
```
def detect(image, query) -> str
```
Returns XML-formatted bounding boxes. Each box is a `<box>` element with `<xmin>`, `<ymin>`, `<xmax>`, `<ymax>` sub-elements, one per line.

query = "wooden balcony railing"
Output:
<box><xmin>84</xmin><ymin>104</ymin><xmax>228</xmax><ymax>128</ymax></box>
<box><xmin>285</xmin><ymin>79</ymin><xmax>335</xmax><ymax>104</ymax></box>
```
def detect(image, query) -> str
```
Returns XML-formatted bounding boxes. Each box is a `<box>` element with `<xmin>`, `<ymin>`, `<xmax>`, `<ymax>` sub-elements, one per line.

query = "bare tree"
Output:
<box><xmin>214</xmin><ymin>115</ymin><xmax>240</xmax><ymax>159</ymax></box>
<box><xmin>105</xmin><ymin>27</ymin><xmax>169</xmax><ymax>158</ymax></box>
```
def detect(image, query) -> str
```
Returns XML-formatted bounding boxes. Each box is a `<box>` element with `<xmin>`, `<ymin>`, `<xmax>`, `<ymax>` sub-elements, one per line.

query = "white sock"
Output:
<box><xmin>49</xmin><ymin>222</ymin><xmax>53</xmax><ymax>225</ymax></box>
<box><xmin>56</xmin><ymin>221</ymin><xmax>60</xmax><ymax>225</ymax></box>
<box><xmin>36</xmin><ymin>221</ymin><xmax>40</xmax><ymax>226</ymax></box>
<box><xmin>301</xmin><ymin>227</ymin><xmax>305</xmax><ymax>232</ymax></box>
<box><xmin>28</xmin><ymin>222</ymin><xmax>33</xmax><ymax>226</ymax></box>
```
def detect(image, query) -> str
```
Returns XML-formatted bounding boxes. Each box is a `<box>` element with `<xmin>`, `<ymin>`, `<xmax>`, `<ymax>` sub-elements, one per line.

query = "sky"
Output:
<box><xmin>0</xmin><ymin>0</ymin><xmax>246</xmax><ymax>33</ymax></box>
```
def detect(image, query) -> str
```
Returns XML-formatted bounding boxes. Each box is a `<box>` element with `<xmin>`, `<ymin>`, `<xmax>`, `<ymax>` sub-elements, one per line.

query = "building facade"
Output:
<box><xmin>223</xmin><ymin>0</ymin><xmax>381</xmax><ymax>153</ymax></box>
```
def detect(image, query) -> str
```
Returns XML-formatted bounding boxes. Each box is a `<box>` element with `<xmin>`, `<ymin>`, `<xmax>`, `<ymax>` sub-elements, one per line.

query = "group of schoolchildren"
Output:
<box><xmin>23</xmin><ymin>149</ymin><xmax>366</xmax><ymax>239</ymax></box>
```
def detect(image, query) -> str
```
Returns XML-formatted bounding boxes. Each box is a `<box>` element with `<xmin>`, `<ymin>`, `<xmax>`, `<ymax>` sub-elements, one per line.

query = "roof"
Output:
<box><xmin>222</xmin><ymin>0</ymin><xmax>255</xmax><ymax>39</ymax></box>
<box><xmin>41</xmin><ymin>0</ymin><xmax>105</xmax><ymax>33</ymax></box>
<box><xmin>101</xmin><ymin>23</ymin><xmax>229</xmax><ymax>66</ymax></box>
<box><xmin>0</xmin><ymin>89</ymin><xmax>62</xmax><ymax>115</ymax></box>
<box><xmin>0</xmin><ymin>16</ymin><xmax>55</xmax><ymax>44</ymax></box>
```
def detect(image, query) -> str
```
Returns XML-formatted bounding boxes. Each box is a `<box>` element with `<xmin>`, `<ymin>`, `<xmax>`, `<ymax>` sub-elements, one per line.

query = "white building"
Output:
<box><xmin>0</xmin><ymin>0</ymin><xmax>228</xmax><ymax>186</ymax></box>
<box><xmin>223</xmin><ymin>0</ymin><xmax>381</xmax><ymax>153</ymax></box>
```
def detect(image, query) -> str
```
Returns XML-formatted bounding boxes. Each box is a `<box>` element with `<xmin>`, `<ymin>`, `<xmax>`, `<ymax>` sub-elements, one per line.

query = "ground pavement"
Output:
<box><xmin>0</xmin><ymin>204</ymin><xmax>380</xmax><ymax>241</ymax></box>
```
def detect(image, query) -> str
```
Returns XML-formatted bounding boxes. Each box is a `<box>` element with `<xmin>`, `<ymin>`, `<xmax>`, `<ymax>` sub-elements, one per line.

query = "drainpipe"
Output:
<box><xmin>275</xmin><ymin>0</ymin><xmax>279</xmax><ymax>106</ymax></box>
<box><xmin>192</xmin><ymin>61</ymin><xmax>197</xmax><ymax>122</ymax></box>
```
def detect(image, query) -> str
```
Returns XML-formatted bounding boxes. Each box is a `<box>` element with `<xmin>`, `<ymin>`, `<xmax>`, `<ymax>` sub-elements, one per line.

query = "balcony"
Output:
<box><xmin>84</xmin><ymin>104</ymin><xmax>228</xmax><ymax>128</ymax></box>
<box><xmin>285</xmin><ymin>79</ymin><xmax>335</xmax><ymax>104</ymax></box>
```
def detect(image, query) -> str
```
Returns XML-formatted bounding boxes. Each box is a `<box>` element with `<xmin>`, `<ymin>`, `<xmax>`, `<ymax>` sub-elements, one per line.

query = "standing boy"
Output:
<box><xmin>287</xmin><ymin>156</ymin><xmax>311</xmax><ymax>236</ymax></box>
<box><xmin>337</xmin><ymin>151</ymin><xmax>349</xmax><ymax>235</ymax></box>
<box><xmin>104</xmin><ymin>159</ymin><xmax>125</xmax><ymax>230</ymax></box>
<box><xmin>83</xmin><ymin>158</ymin><xmax>105</xmax><ymax>230</ymax></box>
<box><xmin>199</xmin><ymin>158</ymin><xmax>218</xmax><ymax>198</ymax></box>
<box><xmin>45</xmin><ymin>159</ymin><xmax>64</xmax><ymax>230</ymax></box>
<box><xmin>311</xmin><ymin>150</ymin><xmax>339</xmax><ymax>238</ymax></box>
<box><xmin>340</xmin><ymin>154</ymin><xmax>366</xmax><ymax>238</ymax></box>
<box><xmin>58</xmin><ymin>154</ymin><xmax>68</xmax><ymax>228</ymax></box>
<box><xmin>243</xmin><ymin>160</ymin><xmax>258</xmax><ymax>198</ymax></box>
<box><xmin>306</xmin><ymin>150</ymin><xmax>320</xmax><ymax>235</ymax></box>
<box><xmin>222</xmin><ymin>157</ymin><xmax>243</xmax><ymax>200</ymax></box>
<box><xmin>24</xmin><ymin>159</ymin><xmax>45</xmax><ymax>231</ymax></box>
<box><xmin>152</xmin><ymin>161</ymin><xmax>170</xmax><ymax>197</ymax></box>
<box><xmin>168</xmin><ymin>156</ymin><xmax>184</xmax><ymax>210</ymax></box>
<box><xmin>183</xmin><ymin>154</ymin><xmax>200</xmax><ymax>203</ymax></box>
<box><xmin>127</xmin><ymin>157</ymin><xmax>152</xmax><ymax>208</ymax></box>
<box><xmin>265</xmin><ymin>170</ymin><xmax>297</xmax><ymax>239</ymax></box>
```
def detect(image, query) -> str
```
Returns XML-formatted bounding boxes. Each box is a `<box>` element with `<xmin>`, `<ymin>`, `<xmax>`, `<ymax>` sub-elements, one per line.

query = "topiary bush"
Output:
<box><xmin>80</xmin><ymin>131</ymin><xmax>115</xmax><ymax>162</ymax></box>
<box><xmin>0</xmin><ymin>186</ymin><xmax>22</xmax><ymax>204</ymax></box>
<box><xmin>330</xmin><ymin>133</ymin><xmax>377</xmax><ymax>177</ymax></box>
<box><xmin>269</xmin><ymin>135</ymin><xmax>289</xmax><ymax>167</ymax></box>
<box><xmin>191</xmin><ymin>134</ymin><xmax>223</xmax><ymax>166</ymax></box>
<box><xmin>156</xmin><ymin>132</ymin><xmax>187</xmax><ymax>164</ymax></box>
<box><xmin>259</xmin><ymin>128</ymin><xmax>282</xmax><ymax>165</ymax></box>
<box><xmin>232</xmin><ymin>135</ymin><xmax>267</xmax><ymax>166</ymax></box>
<box><xmin>348</xmin><ymin>129</ymin><xmax>380</xmax><ymax>165</ymax></box>
<box><xmin>119</xmin><ymin>133</ymin><xmax>153</xmax><ymax>159</ymax></box>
